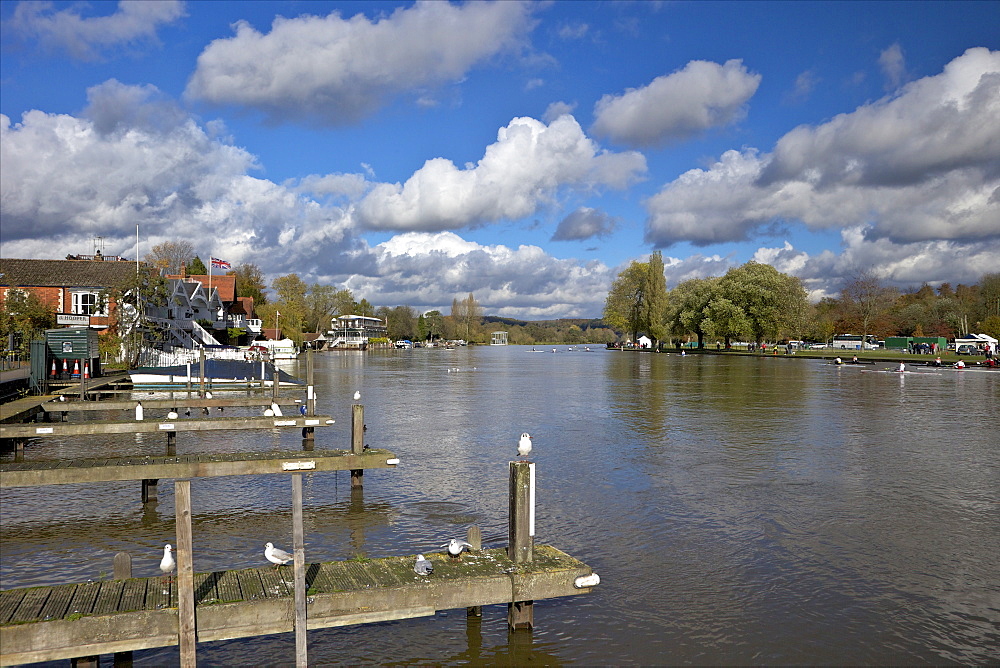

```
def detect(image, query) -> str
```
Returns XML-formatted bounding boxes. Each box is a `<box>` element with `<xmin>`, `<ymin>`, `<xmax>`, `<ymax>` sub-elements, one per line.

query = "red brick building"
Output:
<box><xmin>0</xmin><ymin>256</ymin><xmax>140</xmax><ymax>331</ymax></box>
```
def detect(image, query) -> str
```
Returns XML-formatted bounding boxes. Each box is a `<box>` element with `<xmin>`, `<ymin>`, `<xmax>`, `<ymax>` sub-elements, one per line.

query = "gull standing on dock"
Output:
<box><xmin>264</xmin><ymin>542</ymin><xmax>293</xmax><ymax>568</ymax></box>
<box><xmin>518</xmin><ymin>433</ymin><xmax>532</xmax><ymax>460</ymax></box>
<box><xmin>443</xmin><ymin>538</ymin><xmax>474</xmax><ymax>561</ymax></box>
<box><xmin>413</xmin><ymin>554</ymin><xmax>434</xmax><ymax>575</ymax></box>
<box><xmin>159</xmin><ymin>544</ymin><xmax>175</xmax><ymax>582</ymax></box>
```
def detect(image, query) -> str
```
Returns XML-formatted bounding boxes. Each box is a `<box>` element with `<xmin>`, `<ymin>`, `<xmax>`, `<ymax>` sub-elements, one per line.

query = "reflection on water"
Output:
<box><xmin>2</xmin><ymin>349</ymin><xmax>998</xmax><ymax>665</ymax></box>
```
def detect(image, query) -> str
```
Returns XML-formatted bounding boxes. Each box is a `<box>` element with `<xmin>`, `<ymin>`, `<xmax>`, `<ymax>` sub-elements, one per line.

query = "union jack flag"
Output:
<box><xmin>211</xmin><ymin>257</ymin><xmax>231</xmax><ymax>270</ymax></box>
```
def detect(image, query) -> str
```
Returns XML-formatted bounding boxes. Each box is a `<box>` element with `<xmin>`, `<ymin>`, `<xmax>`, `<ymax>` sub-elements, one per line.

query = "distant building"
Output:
<box><xmin>491</xmin><ymin>331</ymin><xmax>509</xmax><ymax>345</ymax></box>
<box><xmin>328</xmin><ymin>315</ymin><xmax>387</xmax><ymax>350</ymax></box>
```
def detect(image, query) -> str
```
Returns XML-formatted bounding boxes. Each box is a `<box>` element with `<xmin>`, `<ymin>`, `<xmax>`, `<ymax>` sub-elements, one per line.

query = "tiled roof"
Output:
<box><xmin>0</xmin><ymin>258</ymin><xmax>142</xmax><ymax>289</ymax></box>
<box><xmin>166</xmin><ymin>274</ymin><xmax>236</xmax><ymax>302</ymax></box>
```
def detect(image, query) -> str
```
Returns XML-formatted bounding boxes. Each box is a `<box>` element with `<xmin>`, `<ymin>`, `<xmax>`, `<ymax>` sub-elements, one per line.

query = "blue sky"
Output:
<box><xmin>1</xmin><ymin>1</ymin><xmax>998</xmax><ymax>319</ymax></box>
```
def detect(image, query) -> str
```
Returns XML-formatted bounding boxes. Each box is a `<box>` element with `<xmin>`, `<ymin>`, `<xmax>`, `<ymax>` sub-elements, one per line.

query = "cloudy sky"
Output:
<box><xmin>1</xmin><ymin>1</ymin><xmax>998</xmax><ymax>318</ymax></box>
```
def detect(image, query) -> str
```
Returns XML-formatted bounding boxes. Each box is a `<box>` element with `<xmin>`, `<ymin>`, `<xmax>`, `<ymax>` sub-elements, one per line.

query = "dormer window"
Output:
<box><xmin>71</xmin><ymin>291</ymin><xmax>105</xmax><ymax>316</ymax></box>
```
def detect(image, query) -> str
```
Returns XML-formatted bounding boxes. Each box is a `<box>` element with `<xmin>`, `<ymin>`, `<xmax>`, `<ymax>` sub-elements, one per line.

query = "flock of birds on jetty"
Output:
<box><xmin>156</xmin><ymin>433</ymin><xmax>534</xmax><ymax>581</ymax></box>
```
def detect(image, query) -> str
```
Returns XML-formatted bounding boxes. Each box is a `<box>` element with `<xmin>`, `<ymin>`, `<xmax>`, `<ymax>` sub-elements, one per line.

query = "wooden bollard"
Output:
<box><xmin>467</xmin><ymin>525</ymin><xmax>483</xmax><ymax>618</ymax></box>
<box><xmin>508</xmin><ymin>461</ymin><xmax>534</xmax><ymax>630</ymax></box>
<box><xmin>303</xmin><ymin>349</ymin><xmax>315</xmax><ymax>443</ymax></box>
<box><xmin>113</xmin><ymin>553</ymin><xmax>134</xmax><ymax>667</ymax></box>
<box><xmin>199</xmin><ymin>349</ymin><xmax>206</xmax><ymax>398</ymax></box>
<box><xmin>166</xmin><ymin>430</ymin><xmax>177</xmax><ymax>455</ymax></box>
<box><xmin>175</xmin><ymin>480</ymin><xmax>196</xmax><ymax>667</ymax></box>
<box><xmin>351</xmin><ymin>404</ymin><xmax>364</xmax><ymax>488</ymax></box>
<box><xmin>291</xmin><ymin>473</ymin><xmax>308</xmax><ymax>667</ymax></box>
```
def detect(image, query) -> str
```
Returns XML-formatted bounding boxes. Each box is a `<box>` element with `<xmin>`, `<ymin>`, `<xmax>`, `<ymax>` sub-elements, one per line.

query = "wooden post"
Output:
<box><xmin>175</xmin><ymin>479</ymin><xmax>196</xmax><ymax>667</ymax></box>
<box><xmin>141</xmin><ymin>478</ymin><xmax>159</xmax><ymax>503</ymax></box>
<box><xmin>166</xmin><ymin>430</ymin><xmax>176</xmax><ymax>455</ymax></box>
<box><xmin>113</xmin><ymin>552</ymin><xmax>134</xmax><ymax>667</ymax></box>
<box><xmin>272</xmin><ymin>364</ymin><xmax>279</xmax><ymax>402</ymax></box>
<box><xmin>303</xmin><ymin>349</ymin><xmax>315</xmax><ymax>443</ymax></box>
<box><xmin>467</xmin><ymin>525</ymin><xmax>483</xmax><ymax>618</ymax></box>
<box><xmin>507</xmin><ymin>461</ymin><xmax>534</xmax><ymax>630</ymax></box>
<box><xmin>291</xmin><ymin>473</ymin><xmax>308</xmax><ymax>667</ymax></box>
<box><xmin>199</xmin><ymin>349</ymin><xmax>206</xmax><ymax>397</ymax></box>
<box><xmin>350</xmin><ymin>404</ymin><xmax>364</xmax><ymax>488</ymax></box>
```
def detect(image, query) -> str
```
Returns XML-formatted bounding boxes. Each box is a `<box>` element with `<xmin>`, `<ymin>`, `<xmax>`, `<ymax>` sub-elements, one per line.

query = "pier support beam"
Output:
<box><xmin>113</xmin><ymin>553</ymin><xmax>134</xmax><ymax>667</ymax></box>
<box><xmin>467</xmin><ymin>525</ymin><xmax>483</xmax><ymax>618</ymax></box>
<box><xmin>351</xmin><ymin>404</ymin><xmax>364</xmax><ymax>488</ymax></box>
<box><xmin>291</xmin><ymin>473</ymin><xmax>308</xmax><ymax>667</ymax></box>
<box><xmin>141</xmin><ymin>478</ymin><xmax>159</xmax><ymax>503</ymax></box>
<box><xmin>175</xmin><ymin>479</ymin><xmax>196</xmax><ymax>667</ymax></box>
<box><xmin>507</xmin><ymin>461</ymin><xmax>535</xmax><ymax>630</ymax></box>
<box><xmin>166</xmin><ymin>431</ymin><xmax>176</xmax><ymax>455</ymax></box>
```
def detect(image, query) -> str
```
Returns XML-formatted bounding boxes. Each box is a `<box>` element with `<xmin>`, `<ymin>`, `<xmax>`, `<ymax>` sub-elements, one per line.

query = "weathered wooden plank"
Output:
<box><xmin>145</xmin><ymin>578</ymin><xmax>172</xmax><ymax>611</ymax></box>
<box><xmin>65</xmin><ymin>581</ymin><xmax>101</xmax><ymax>616</ymax></box>
<box><xmin>118</xmin><ymin>578</ymin><xmax>148</xmax><ymax>613</ymax></box>
<box><xmin>364</xmin><ymin>559</ymin><xmax>408</xmax><ymax>588</ymax></box>
<box><xmin>322</xmin><ymin>561</ymin><xmax>363</xmax><ymax>592</ymax></box>
<box><xmin>0</xmin><ymin>449</ymin><xmax>399</xmax><ymax>487</ymax></box>
<box><xmin>0</xmin><ymin>415</ymin><xmax>334</xmax><ymax>439</ymax></box>
<box><xmin>235</xmin><ymin>569</ymin><xmax>266</xmax><ymax>601</ymax></box>
<box><xmin>45</xmin><ymin>398</ymin><xmax>309</xmax><ymax>412</ymax></box>
<box><xmin>257</xmin><ymin>567</ymin><xmax>291</xmax><ymax>598</ymax></box>
<box><xmin>214</xmin><ymin>570</ymin><xmax>243</xmax><ymax>604</ymax></box>
<box><xmin>343</xmin><ymin>561</ymin><xmax>382</xmax><ymax>589</ymax></box>
<box><xmin>7</xmin><ymin>587</ymin><xmax>51</xmax><ymax>623</ymax></box>
<box><xmin>193</xmin><ymin>572</ymin><xmax>218</xmax><ymax>606</ymax></box>
<box><xmin>0</xmin><ymin>589</ymin><xmax>27</xmax><ymax>624</ymax></box>
<box><xmin>91</xmin><ymin>580</ymin><xmax>125</xmax><ymax>615</ymax></box>
<box><xmin>37</xmin><ymin>584</ymin><xmax>76</xmax><ymax>621</ymax></box>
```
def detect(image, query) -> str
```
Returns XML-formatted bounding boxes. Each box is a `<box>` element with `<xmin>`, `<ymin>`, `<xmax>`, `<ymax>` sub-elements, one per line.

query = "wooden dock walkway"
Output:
<box><xmin>0</xmin><ymin>448</ymin><xmax>398</xmax><ymax>487</ymax></box>
<box><xmin>0</xmin><ymin>546</ymin><xmax>595</xmax><ymax>666</ymax></box>
<box><xmin>0</xmin><ymin>414</ymin><xmax>334</xmax><ymax>440</ymax></box>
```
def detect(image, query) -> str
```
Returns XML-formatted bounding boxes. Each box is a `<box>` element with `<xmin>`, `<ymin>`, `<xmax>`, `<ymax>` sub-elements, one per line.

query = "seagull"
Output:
<box><xmin>184</xmin><ymin>408</ymin><xmax>191</xmax><ymax>417</ymax></box>
<box><xmin>353</xmin><ymin>390</ymin><xmax>361</xmax><ymax>401</ymax></box>
<box><xmin>518</xmin><ymin>433</ymin><xmax>532</xmax><ymax>459</ymax></box>
<box><xmin>299</xmin><ymin>404</ymin><xmax>307</xmax><ymax>416</ymax></box>
<box><xmin>443</xmin><ymin>538</ymin><xmax>474</xmax><ymax>561</ymax></box>
<box><xmin>167</xmin><ymin>411</ymin><xmax>178</xmax><ymax>420</ymax></box>
<box><xmin>159</xmin><ymin>544</ymin><xmax>175</xmax><ymax>582</ymax></box>
<box><xmin>264</xmin><ymin>542</ymin><xmax>293</xmax><ymax>568</ymax></box>
<box><xmin>263</xmin><ymin>408</ymin><xmax>274</xmax><ymax>417</ymax></box>
<box><xmin>413</xmin><ymin>554</ymin><xmax>434</xmax><ymax>575</ymax></box>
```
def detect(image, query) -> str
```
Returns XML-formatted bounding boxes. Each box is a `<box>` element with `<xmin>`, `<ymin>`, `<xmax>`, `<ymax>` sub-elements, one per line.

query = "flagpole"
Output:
<box><xmin>208</xmin><ymin>256</ymin><xmax>213</xmax><ymax>320</ymax></box>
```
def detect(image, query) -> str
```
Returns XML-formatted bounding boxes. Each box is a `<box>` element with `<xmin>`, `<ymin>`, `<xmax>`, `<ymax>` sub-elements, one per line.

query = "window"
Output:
<box><xmin>72</xmin><ymin>291</ymin><xmax>104</xmax><ymax>316</ymax></box>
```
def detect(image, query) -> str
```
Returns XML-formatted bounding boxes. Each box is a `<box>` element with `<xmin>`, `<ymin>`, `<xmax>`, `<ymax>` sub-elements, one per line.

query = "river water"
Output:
<box><xmin>2</xmin><ymin>348</ymin><xmax>998</xmax><ymax>665</ymax></box>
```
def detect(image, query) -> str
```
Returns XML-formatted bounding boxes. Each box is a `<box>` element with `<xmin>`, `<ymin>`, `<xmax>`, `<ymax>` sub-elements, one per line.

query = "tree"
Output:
<box><xmin>379</xmin><ymin>305</ymin><xmax>417</xmax><ymax>341</ymax></box>
<box><xmin>642</xmin><ymin>251</ymin><xmax>669</xmax><ymax>347</ymax></box>
<box><xmin>145</xmin><ymin>240</ymin><xmax>195</xmax><ymax>275</ymax></box>
<box><xmin>269</xmin><ymin>274</ymin><xmax>308</xmax><ymax>343</ymax></box>
<box><xmin>188</xmin><ymin>256</ymin><xmax>208</xmax><ymax>275</ymax></box>
<box><xmin>106</xmin><ymin>268</ymin><xmax>168</xmax><ymax>366</ymax></box>
<box><xmin>604</xmin><ymin>261</ymin><xmax>650</xmax><ymax>342</ymax></box>
<box><xmin>841</xmin><ymin>269</ymin><xmax>898</xmax><ymax>343</ymax></box>
<box><xmin>422</xmin><ymin>310</ymin><xmax>444</xmax><ymax>342</ymax></box>
<box><xmin>228</xmin><ymin>263</ymin><xmax>268</xmax><ymax>306</ymax></box>
<box><xmin>452</xmin><ymin>293</ymin><xmax>482</xmax><ymax>342</ymax></box>
<box><xmin>332</xmin><ymin>289</ymin><xmax>357</xmax><ymax>317</ymax></box>
<box><xmin>668</xmin><ymin>277</ymin><xmax>719</xmax><ymax>348</ymax></box>
<box><xmin>718</xmin><ymin>261</ymin><xmax>808</xmax><ymax>345</ymax></box>
<box><xmin>0</xmin><ymin>289</ymin><xmax>55</xmax><ymax>355</ymax></box>
<box><xmin>305</xmin><ymin>284</ymin><xmax>338</xmax><ymax>333</ymax></box>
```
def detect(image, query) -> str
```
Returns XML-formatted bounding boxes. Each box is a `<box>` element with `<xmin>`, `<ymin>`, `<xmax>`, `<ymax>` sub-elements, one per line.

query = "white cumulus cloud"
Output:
<box><xmin>9</xmin><ymin>0</ymin><xmax>185</xmax><ymax>61</ymax></box>
<box><xmin>591</xmin><ymin>59</ymin><xmax>761</xmax><ymax>147</ymax></box>
<box><xmin>645</xmin><ymin>48</ymin><xmax>1000</xmax><ymax>248</ymax></box>
<box><xmin>185</xmin><ymin>1</ymin><xmax>534</xmax><ymax>124</ymax></box>
<box><xmin>355</xmin><ymin>115</ymin><xmax>646</xmax><ymax>231</ymax></box>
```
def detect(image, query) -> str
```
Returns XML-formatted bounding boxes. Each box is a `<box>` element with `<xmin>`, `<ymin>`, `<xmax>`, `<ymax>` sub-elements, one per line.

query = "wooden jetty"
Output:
<box><xmin>0</xmin><ymin>545</ymin><xmax>594</xmax><ymax>666</ymax></box>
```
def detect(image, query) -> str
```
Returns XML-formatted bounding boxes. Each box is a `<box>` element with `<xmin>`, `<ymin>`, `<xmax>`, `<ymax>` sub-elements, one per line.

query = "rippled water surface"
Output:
<box><xmin>3</xmin><ymin>348</ymin><xmax>999</xmax><ymax>665</ymax></box>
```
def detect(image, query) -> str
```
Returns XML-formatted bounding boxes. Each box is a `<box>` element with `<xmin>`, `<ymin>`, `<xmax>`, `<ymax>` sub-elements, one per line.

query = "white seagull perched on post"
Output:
<box><xmin>353</xmin><ymin>390</ymin><xmax>361</xmax><ymax>401</ymax></box>
<box><xmin>159</xmin><ymin>544</ymin><xmax>175</xmax><ymax>582</ymax></box>
<box><xmin>264</xmin><ymin>542</ymin><xmax>293</xmax><ymax>568</ymax></box>
<box><xmin>518</xmin><ymin>433</ymin><xmax>532</xmax><ymax>460</ymax></box>
<box><xmin>413</xmin><ymin>554</ymin><xmax>433</xmax><ymax>575</ymax></box>
<box><xmin>443</xmin><ymin>538</ymin><xmax>475</xmax><ymax>561</ymax></box>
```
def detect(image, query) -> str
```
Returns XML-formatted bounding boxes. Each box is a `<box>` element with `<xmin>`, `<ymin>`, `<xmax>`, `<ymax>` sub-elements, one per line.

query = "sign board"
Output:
<box><xmin>57</xmin><ymin>313</ymin><xmax>91</xmax><ymax>326</ymax></box>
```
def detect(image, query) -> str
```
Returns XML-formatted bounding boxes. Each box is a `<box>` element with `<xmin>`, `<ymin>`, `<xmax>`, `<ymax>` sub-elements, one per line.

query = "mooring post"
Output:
<box><xmin>351</xmin><ymin>404</ymin><xmax>364</xmax><ymax>488</ymax></box>
<box><xmin>141</xmin><ymin>478</ymin><xmax>159</xmax><ymax>503</ymax></box>
<box><xmin>291</xmin><ymin>473</ymin><xmax>308</xmax><ymax>667</ymax></box>
<box><xmin>507</xmin><ymin>461</ymin><xmax>535</xmax><ymax>630</ymax></box>
<box><xmin>175</xmin><ymin>479</ymin><xmax>197</xmax><ymax>667</ymax></box>
<box><xmin>113</xmin><ymin>552</ymin><xmax>134</xmax><ymax>667</ymax></box>
<box><xmin>303</xmin><ymin>348</ymin><xmax>315</xmax><ymax>442</ymax></box>
<box><xmin>166</xmin><ymin>430</ymin><xmax>177</xmax><ymax>455</ymax></box>
<box><xmin>467</xmin><ymin>525</ymin><xmax>483</xmax><ymax>618</ymax></box>
<box><xmin>199</xmin><ymin>349</ymin><xmax>206</xmax><ymax>398</ymax></box>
